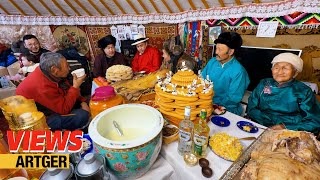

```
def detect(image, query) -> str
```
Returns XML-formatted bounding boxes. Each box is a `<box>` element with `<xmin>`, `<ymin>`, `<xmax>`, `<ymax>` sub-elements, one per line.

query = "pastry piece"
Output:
<box><xmin>174</xmin><ymin>99</ymin><xmax>212</xmax><ymax>107</ymax></box>
<box><xmin>161</xmin><ymin>110</ymin><xmax>197</xmax><ymax>121</ymax></box>
<box><xmin>159</xmin><ymin>106</ymin><xmax>175</xmax><ymax>112</ymax></box>
<box><xmin>106</xmin><ymin>65</ymin><xmax>133</xmax><ymax>81</ymax></box>
<box><xmin>155</xmin><ymin>94</ymin><xmax>174</xmax><ymax>103</ymax></box>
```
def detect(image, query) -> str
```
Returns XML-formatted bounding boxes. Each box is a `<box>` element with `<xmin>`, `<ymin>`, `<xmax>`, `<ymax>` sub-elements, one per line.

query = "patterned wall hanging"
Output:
<box><xmin>185</xmin><ymin>21</ymin><xmax>202</xmax><ymax>59</ymax></box>
<box><xmin>201</xmin><ymin>25</ymin><xmax>209</xmax><ymax>69</ymax></box>
<box><xmin>206</xmin><ymin>12</ymin><xmax>320</xmax><ymax>30</ymax></box>
<box><xmin>2</xmin><ymin>0</ymin><xmax>319</xmax><ymax>25</ymax></box>
<box><xmin>50</xmin><ymin>25</ymin><xmax>90</xmax><ymax>56</ymax></box>
<box><xmin>85</xmin><ymin>26</ymin><xmax>111</xmax><ymax>60</ymax></box>
<box><xmin>144</xmin><ymin>24</ymin><xmax>177</xmax><ymax>50</ymax></box>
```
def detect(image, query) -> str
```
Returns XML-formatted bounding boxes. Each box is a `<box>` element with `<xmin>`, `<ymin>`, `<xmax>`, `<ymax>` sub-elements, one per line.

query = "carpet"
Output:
<box><xmin>85</xmin><ymin>26</ymin><xmax>111</xmax><ymax>60</ymax></box>
<box><xmin>144</xmin><ymin>24</ymin><xmax>177</xmax><ymax>50</ymax></box>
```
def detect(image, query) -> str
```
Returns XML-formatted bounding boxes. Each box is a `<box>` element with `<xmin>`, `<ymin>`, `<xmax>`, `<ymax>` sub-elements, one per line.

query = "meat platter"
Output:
<box><xmin>219</xmin><ymin>129</ymin><xmax>268</xmax><ymax>180</ymax></box>
<box><xmin>220</xmin><ymin>128</ymin><xmax>320</xmax><ymax>180</ymax></box>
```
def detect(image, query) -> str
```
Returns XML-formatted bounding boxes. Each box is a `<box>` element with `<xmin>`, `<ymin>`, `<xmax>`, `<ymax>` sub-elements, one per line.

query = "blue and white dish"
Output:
<box><xmin>237</xmin><ymin>121</ymin><xmax>259</xmax><ymax>133</ymax></box>
<box><xmin>210</xmin><ymin>116</ymin><xmax>230</xmax><ymax>127</ymax></box>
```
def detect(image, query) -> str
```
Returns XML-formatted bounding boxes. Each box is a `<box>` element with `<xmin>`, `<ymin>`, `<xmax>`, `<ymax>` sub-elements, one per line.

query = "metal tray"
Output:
<box><xmin>219</xmin><ymin>129</ymin><xmax>270</xmax><ymax>180</ymax></box>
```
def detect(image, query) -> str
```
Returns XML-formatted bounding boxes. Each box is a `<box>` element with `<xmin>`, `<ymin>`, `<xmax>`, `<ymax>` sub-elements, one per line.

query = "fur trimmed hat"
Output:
<box><xmin>214</xmin><ymin>32</ymin><xmax>243</xmax><ymax>49</ymax></box>
<box><xmin>98</xmin><ymin>35</ymin><xmax>116</xmax><ymax>49</ymax></box>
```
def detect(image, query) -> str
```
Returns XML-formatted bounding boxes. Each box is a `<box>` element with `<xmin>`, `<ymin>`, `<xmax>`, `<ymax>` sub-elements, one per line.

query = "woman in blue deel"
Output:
<box><xmin>247</xmin><ymin>53</ymin><xmax>320</xmax><ymax>134</ymax></box>
<box><xmin>202</xmin><ymin>32</ymin><xmax>250</xmax><ymax>115</ymax></box>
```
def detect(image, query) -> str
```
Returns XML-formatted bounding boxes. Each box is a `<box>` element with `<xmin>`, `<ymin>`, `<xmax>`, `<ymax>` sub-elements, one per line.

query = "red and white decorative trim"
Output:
<box><xmin>0</xmin><ymin>0</ymin><xmax>319</xmax><ymax>25</ymax></box>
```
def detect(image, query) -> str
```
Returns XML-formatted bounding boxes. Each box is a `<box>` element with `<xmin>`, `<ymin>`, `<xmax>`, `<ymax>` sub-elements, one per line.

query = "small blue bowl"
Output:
<box><xmin>210</xmin><ymin>116</ymin><xmax>230</xmax><ymax>127</ymax></box>
<box><xmin>81</xmin><ymin>134</ymin><xmax>94</xmax><ymax>158</ymax></box>
<box><xmin>237</xmin><ymin>121</ymin><xmax>259</xmax><ymax>133</ymax></box>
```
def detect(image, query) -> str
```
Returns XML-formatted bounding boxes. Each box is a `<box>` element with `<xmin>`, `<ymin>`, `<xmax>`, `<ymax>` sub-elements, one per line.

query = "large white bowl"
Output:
<box><xmin>89</xmin><ymin>104</ymin><xmax>164</xmax><ymax>179</ymax></box>
<box><xmin>89</xmin><ymin>104</ymin><xmax>163</xmax><ymax>149</ymax></box>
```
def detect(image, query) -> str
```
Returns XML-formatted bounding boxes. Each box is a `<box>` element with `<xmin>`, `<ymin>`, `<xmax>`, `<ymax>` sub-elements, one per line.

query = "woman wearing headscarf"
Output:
<box><xmin>93</xmin><ymin>35</ymin><xmax>128</xmax><ymax>78</ymax></box>
<box><xmin>161</xmin><ymin>36</ymin><xmax>197</xmax><ymax>73</ymax></box>
<box><xmin>247</xmin><ymin>53</ymin><xmax>320</xmax><ymax>134</ymax></box>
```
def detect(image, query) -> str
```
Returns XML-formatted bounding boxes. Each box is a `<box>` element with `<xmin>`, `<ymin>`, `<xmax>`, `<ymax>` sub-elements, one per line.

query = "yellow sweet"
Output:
<box><xmin>243</xmin><ymin>125</ymin><xmax>252</xmax><ymax>132</ymax></box>
<box><xmin>209</xmin><ymin>133</ymin><xmax>243</xmax><ymax>161</ymax></box>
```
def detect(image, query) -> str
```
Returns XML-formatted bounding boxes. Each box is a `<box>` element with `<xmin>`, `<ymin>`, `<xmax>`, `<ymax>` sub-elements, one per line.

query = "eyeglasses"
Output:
<box><xmin>272</xmin><ymin>66</ymin><xmax>292</xmax><ymax>72</ymax></box>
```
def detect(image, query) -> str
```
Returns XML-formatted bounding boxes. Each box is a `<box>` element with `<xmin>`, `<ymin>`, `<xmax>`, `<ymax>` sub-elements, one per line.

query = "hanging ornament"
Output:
<box><xmin>138</xmin><ymin>25</ymin><xmax>146</xmax><ymax>37</ymax></box>
<box><xmin>110</xmin><ymin>25</ymin><xmax>117</xmax><ymax>37</ymax></box>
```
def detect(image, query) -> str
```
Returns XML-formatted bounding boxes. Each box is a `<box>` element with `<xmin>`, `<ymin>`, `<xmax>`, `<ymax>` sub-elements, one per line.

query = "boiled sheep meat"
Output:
<box><xmin>240</xmin><ymin>130</ymin><xmax>320</xmax><ymax>180</ymax></box>
<box><xmin>271</xmin><ymin>131</ymin><xmax>320</xmax><ymax>164</ymax></box>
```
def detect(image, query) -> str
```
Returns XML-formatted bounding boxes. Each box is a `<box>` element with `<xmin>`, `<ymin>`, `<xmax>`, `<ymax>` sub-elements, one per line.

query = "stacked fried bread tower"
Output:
<box><xmin>155</xmin><ymin>68</ymin><xmax>214</xmax><ymax>125</ymax></box>
<box><xmin>106</xmin><ymin>65</ymin><xmax>133</xmax><ymax>81</ymax></box>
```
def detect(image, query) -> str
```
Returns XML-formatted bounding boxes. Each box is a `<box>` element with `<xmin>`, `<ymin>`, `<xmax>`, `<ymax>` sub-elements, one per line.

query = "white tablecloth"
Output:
<box><xmin>160</xmin><ymin>112</ymin><xmax>266</xmax><ymax>180</ymax></box>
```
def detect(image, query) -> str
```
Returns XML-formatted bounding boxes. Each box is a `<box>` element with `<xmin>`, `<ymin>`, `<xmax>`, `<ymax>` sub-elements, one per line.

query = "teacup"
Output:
<box><xmin>71</xmin><ymin>68</ymin><xmax>85</xmax><ymax>78</ymax></box>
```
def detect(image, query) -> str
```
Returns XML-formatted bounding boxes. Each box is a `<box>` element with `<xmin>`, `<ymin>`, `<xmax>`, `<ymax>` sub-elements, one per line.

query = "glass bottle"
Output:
<box><xmin>193</xmin><ymin>109</ymin><xmax>210</xmax><ymax>158</ymax></box>
<box><xmin>178</xmin><ymin>106</ymin><xmax>194</xmax><ymax>155</ymax></box>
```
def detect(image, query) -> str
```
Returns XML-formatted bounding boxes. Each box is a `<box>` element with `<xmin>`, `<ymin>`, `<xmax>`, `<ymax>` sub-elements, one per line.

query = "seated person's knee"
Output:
<box><xmin>72</xmin><ymin>109</ymin><xmax>90</xmax><ymax>129</ymax></box>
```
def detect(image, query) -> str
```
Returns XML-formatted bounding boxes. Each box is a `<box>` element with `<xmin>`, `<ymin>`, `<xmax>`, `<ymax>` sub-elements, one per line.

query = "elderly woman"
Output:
<box><xmin>93</xmin><ymin>35</ymin><xmax>128</xmax><ymax>78</ymax></box>
<box><xmin>247</xmin><ymin>53</ymin><xmax>320</xmax><ymax>134</ymax></box>
<box><xmin>161</xmin><ymin>36</ymin><xmax>197</xmax><ymax>73</ymax></box>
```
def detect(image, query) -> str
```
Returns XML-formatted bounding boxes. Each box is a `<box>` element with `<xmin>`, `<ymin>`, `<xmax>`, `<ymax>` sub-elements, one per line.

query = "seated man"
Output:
<box><xmin>93</xmin><ymin>35</ymin><xmax>128</xmax><ymax>78</ymax></box>
<box><xmin>21</xmin><ymin>34</ymin><xmax>49</xmax><ymax>63</ymax></box>
<box><xmin>201</xmin><ymin>32</ymin><xmax>250</xmax><ymax>115</ymax></box>
<box><xmin>247</xmin><ymin>53</ymin><xmax>320</xmax><ymax>134</ymax></box>
<box><xmin>16</xmin><ymin>52</ymin><xmax>90</xmax><ymax>131</ymax></box>
<box><xmin>131</xmin><ymin>34</ymin><xmax>162</xmax><ymax>74</ymax></box>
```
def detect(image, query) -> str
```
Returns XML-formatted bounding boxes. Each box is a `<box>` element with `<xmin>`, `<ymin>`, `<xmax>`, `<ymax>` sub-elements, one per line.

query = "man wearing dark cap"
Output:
<box><xmin>131</xmin><ymin>34</ymin><xmax>162</xmax><ymax>74</ymax></box>
<box><xmin>202</xmin><ymin>32</ymin><xmax>250</xmax><ymax>115</ymax></box>
<box><xmin>93</xmin><ymin>35</ymin><xmax>128</xmax><ymax>77</ymax></box>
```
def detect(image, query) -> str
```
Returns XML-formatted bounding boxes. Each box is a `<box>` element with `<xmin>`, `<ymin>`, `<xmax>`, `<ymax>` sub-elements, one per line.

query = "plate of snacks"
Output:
<box><xmin>80</xmin><ymin>134</ymin><xmax>94</xmax><ymax>158</ymax></box>
<box><xmin>212</xmin><ymin>104</ymin><xmax>226</xmax><ymax>115</ymax></box>
<box><xmin>162</xmin><ymin>124</ymin><xmax>179</xmax><ymax>144</ymax></box>
<box><xmin>210</xmin><ymin>116</ymin><xmax>230</xmax><ymax>127</ymax></box>
<box><xmin>237</xmin><ymin>121</ymin><xmax>259</xmax><ymax>133</ymax></box>
<box><xmin>141</xmin><ymin>100</ymin><xmax>159</xmax><ymax>109</ymax></box>
<box><xmin>208</xmin><ymin>132</ymin><xmax>243</xmax><ymax>161</ymax></box>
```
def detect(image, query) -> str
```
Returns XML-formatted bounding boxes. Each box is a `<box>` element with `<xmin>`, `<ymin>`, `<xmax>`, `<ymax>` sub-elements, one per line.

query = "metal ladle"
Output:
<box><xmin>113</xmin><ymin>121</ymin><xmax>123</xmax><ymax>136</ymax></box>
